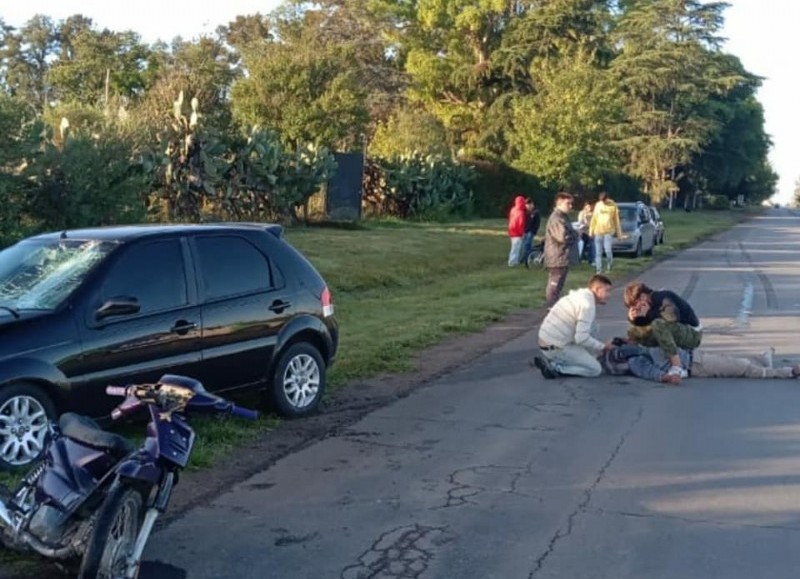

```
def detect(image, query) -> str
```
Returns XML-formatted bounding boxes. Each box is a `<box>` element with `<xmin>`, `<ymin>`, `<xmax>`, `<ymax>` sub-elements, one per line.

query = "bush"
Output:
<box><xmin>704</xmin><ymin>194</ymin><xmax>732</xmax><ymax>210</ymax></box>
<box><xmin>362</xmin><ymin>153</ymin><xmax>475</xmax><ymax>220</ymax></box>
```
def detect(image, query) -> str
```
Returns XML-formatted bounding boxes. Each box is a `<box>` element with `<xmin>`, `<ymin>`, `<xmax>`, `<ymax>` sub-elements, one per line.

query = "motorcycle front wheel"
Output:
<box><xmin>78</xmin><ymin>485</ymin><xmax>144</xmax><ymax>579</ymax></box>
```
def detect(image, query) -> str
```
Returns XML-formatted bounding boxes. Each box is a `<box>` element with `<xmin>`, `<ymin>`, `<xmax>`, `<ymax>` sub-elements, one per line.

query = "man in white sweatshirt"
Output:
<box><xmin>533</xmin><ymin>274</ymin><xmax>614</xmax><ymax>378</ymax></box>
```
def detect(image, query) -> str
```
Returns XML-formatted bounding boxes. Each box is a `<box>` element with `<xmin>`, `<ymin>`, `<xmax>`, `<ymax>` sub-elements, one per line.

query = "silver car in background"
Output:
<box><xmin>613</xmin><ymin>202</ymin><xmax>657</xmax><ymax>257</ymax></box>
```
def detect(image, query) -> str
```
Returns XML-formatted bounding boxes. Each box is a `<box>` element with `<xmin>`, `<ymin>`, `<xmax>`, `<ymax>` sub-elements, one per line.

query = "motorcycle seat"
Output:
<box><xmin>59</xmin><ymin>413</ymin><xmax>136</xmax><ymax>458</ymax></box>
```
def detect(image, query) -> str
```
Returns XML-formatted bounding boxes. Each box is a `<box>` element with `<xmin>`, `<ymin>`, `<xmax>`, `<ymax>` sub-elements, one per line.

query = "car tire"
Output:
<box><xmin>634</xmin><ymin>239</ymin><xmax>643</xmax><ymax>258</ymax></box>
<box><xmin>269</xmin><ymin>343</ymin><xmax>326</xmax><ymax>418</ymax></box>
<box><xmin>0</xmin><ymin>383</ymin><xmax>56</xmax><ymax>470</ymax></box>
<box><xmin>645</xmin><ymin>240</ymin><xmax>655</xmax><ymax>256</ymax></box>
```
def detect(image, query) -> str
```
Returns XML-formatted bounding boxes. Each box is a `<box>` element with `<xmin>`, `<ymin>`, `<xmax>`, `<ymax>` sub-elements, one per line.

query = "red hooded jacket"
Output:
<box><xmin>508</xmin><ymin>196</ymin><xmax>527</xmax><ymax>238</ymax></box>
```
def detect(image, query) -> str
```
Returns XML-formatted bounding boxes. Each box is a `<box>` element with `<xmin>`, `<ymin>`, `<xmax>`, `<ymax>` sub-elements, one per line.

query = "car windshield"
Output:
<box><xmin>619</xmin><ymin>206</ymin><xmax>637</xmax><ymax>227</ymax></box>
<box><xmin>0</xmin><ymin>238</ymin><xmax>117</xmax><ymax>311</ymax></box>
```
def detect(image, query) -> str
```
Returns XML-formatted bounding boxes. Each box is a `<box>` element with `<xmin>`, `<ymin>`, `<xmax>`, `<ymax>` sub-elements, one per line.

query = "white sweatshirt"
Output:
<box><xmin>538</xmin><ymin>288</ymin><xmax>605</xmax><ymax>355</ymax></box>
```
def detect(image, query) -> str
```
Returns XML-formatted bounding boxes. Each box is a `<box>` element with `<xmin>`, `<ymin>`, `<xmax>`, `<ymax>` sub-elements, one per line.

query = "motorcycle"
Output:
<box><xmin>0</xmin><ymin>374</ymin><xmax>258</xmax><ymax>578</ymax></box>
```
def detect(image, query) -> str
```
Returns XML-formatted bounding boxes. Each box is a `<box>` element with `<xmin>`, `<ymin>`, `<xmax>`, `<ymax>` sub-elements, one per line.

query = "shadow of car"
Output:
<box><xmin>0</xmin><ymin>224</ymin><xmax>338</xmax><ymax>469</ymax></box>
<box><xmin>613</xmin><ymin>202</ymin><xmax>657</xmax><ymax>257</ymax></box>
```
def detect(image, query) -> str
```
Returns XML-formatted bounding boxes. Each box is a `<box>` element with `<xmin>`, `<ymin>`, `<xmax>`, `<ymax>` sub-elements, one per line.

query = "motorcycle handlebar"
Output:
<box><xmin>230</xmin><ymin>405</ymin><xmax>259</xmax><ymax>421</ymax></box>
<box><xmin>106</xmin><ymin>385</ymin><xmax>129</xmax><ymax>397</ymax></box>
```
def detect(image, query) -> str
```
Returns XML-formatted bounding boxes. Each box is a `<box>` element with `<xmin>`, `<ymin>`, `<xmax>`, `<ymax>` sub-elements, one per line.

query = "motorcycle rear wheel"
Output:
<box><xmin>78</xmin><ymin>485</ymin><xmax>144</xmax><ymax>579</ymax></box>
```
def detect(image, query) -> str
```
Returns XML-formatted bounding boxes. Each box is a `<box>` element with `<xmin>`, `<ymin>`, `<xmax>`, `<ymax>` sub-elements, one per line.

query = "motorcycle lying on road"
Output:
<box><xmin>0</xmin><ymin>374</ymin><xmax>258</xmax><ymax>578</ymax></box>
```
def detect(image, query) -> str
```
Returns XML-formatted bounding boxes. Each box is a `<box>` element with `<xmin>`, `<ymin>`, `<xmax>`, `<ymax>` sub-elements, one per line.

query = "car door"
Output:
<box><xmin>638</xmin><ymin>206</ymin><xmax>656</xmax><ymax>250</ymax></box>
<box><xmin>191</xmin><ymin>234</ymin><xmax>292</xmax><ymax>392</ymax></box>
<box><xmin>70</xmin><ymin>237</ymin><xmax>202</xmax><ymax>417</ymax></box>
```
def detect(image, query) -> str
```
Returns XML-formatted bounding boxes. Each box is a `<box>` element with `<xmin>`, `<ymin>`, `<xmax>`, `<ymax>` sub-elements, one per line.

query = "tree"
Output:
<box><xmin>794</xmin><ymin>177</ymin><xmax>800</xmax><ymax>207</ymax></box>
<box><xmin>0</xmin><ymin>15</ymin><xmax>59</xmax><ymax>110</ymax></box>
<box><xmin>47</xmin><ymin>23</ymin><xmax>152</xmax><ymax>106</ymax></box>
<box><xmin>508</xmin><ymin>49</ymin><xmax>622</xmax><ymax>189</ymax></box>
<box><xmin>230</xmin><ymin>2</ymin><xmax>385</xmax><ymax>150</ymax></box>
<box><xmin>611</xmin><ymin>0</ymin><xmax>740</xmax><ymax>205</ymax></box>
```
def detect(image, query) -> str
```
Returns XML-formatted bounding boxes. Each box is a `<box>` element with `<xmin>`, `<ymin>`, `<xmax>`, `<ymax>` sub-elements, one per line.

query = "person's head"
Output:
<box><xmin>525</xmin><ymin>197</ymin><xmax>535</xmax><ymax>211</ymax></box>
<box><xmin>554</xmin><ymin>192</ymin><xmax>574</xmax><ymax>213</ymax></box>
<box><xmin>582</xmin><ymin>201</ymin><xmax>593</xmax><ymax>212</ymax></box>
<box><xmin>589</xmin><ymin>274</ymin><xmax>613</xmax><ymax>304</ymax></box>
<box><xmin>598</xmin><ymin>191</ymin><xmax>609</xmax><ymax>202</ymax></box>
<box><xmin>623</xmin><ymin>281</ymin><xmax>653</xmax><ymax>308</ymax></box>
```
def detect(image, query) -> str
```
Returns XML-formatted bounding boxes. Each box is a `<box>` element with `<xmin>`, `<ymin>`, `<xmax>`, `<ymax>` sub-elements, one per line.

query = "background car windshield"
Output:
<box><xmin>0</xmin><ymin>239</ymin><xmax>116</xmax><ymax>310</ymax></box>
<box><xmin>619</xmin><ymin>206</ymin><xmax>637</xmax><ymax>227</ymax></box>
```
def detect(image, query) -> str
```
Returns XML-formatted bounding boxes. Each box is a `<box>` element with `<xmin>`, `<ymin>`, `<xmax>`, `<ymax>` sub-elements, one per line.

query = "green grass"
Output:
<box><xmin>0</xmin><ymin>208</ymin><xmax>747</xmax><ymax>489</ymax></box>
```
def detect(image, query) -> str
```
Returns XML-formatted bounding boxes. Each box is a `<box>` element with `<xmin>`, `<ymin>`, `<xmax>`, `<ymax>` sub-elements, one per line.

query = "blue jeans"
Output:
<box><xmin>522</xmin><ymin>232</ymin><xmax>534</xmax><ymax>262</ymax></box>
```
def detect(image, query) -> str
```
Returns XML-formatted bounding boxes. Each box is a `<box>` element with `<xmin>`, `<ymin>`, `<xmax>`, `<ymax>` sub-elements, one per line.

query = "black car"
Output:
<box><xmin>0</xmin><ymin>224</ymin><xmax>338</xmax><ymax>469</ymax></box>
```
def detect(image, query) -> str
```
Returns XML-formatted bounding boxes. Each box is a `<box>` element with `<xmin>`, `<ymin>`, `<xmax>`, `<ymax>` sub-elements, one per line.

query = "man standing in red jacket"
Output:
<box><xmin>507</xmin><ymin>195</ymin><xmax>527</xmax><ymax>266</ymax></box>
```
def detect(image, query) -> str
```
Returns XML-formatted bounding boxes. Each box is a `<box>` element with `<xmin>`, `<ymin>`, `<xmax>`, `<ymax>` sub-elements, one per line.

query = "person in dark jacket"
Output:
<box><xmin>522</xmin><ymin>198</ymin><xmax>541</xmax><ymax>266</ymax></box>
<box><xmin>543</xmin><ymin>192</ymin><xmax>579</xmax><ymax>308</ymax></box>
<box><xmin>622</xmin><ymin>281</ymin><xmax>703</xmax><ymax>379</ymax></box>
<box><xmin>507</xmin><ymin>195</ymin><xmax>527</xmax><ymax>266</ymax></box>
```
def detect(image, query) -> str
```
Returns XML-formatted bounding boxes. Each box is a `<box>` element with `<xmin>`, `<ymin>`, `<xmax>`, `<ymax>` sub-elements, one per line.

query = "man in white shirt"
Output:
<box><xmin>533</xmin><ymin>274</ymin><xmax>614</xmax><ymax>378</ymax></box>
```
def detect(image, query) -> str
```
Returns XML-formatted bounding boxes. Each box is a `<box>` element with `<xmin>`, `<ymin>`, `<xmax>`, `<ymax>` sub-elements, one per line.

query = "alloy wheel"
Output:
<box><xmin>0</xmin><ymin>395</ymin><xmax>49</xmax><ymax>467</ymax></box>
<box><xmin>282</xmin><ymin>354</ymin><xmax>321</xmax><ymax>409</ymax></box>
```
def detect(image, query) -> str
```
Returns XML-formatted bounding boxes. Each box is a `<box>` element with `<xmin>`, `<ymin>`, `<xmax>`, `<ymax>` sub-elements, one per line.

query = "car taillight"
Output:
<box><xmin>321</xmin><ymin>286</ymin><xmax>334</xmax><ymax>317</ymax></box>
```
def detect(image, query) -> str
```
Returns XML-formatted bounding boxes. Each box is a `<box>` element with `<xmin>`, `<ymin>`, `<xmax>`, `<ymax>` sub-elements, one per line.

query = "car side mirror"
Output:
<box><xmin>95</xmin><ymin>296</ymin><xmax>140</xmax><ymax>320</ymax></box>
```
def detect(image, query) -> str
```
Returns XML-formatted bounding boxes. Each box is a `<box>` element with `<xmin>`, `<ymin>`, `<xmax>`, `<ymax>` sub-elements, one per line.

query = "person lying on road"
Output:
<box><xmin>533</xmin><ymin>274</ymin><xmax>614</xmax><ymax>379</ymax></box>
<box><xmin>601</xmin><ymin>343</ymin><xmax>800</xmax><ymax>385</ymax></box>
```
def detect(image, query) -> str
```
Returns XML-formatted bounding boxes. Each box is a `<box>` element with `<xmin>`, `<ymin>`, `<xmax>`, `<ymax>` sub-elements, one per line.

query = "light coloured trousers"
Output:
<box><xmin>542</xmin><ymin>345</ymin><xmax>602</xmax><ymax>377</ymax></box>
<box><xmin>509</xmin><ymin>237</ymin><xmax>523</xmax><ymax>266</ymax></box>
<box><xmin>594</xmin><ymin>234</ymin><xmax>614</xmax><ymax>272</ymax></box>
<box><xmin>692</xmin><ymin>350</ymin><xmax>794</xmax><ymax>378</ymax></box>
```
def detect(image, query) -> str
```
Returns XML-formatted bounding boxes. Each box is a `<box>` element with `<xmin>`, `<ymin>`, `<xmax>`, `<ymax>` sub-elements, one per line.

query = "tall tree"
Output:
<box><xmin>0</xmin><ymin>15</ymin><xmax>59</xmax><ymax>109</ymax></box>
<box><xmin>508</xmin><ymin>48</ymin><xmax>622</xmax><ymax>190</ymax></box>
<box><xmin>611</xmin><ymin>0</ymin><xmax>739</xmax><ymax>205</ymax></box>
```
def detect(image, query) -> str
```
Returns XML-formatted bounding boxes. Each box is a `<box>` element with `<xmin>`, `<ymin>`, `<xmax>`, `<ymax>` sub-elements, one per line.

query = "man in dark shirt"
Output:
<box><xmin>522</xmin><ymin>198</ymin><xmax>541</xmax><ymax>266</ymax></box>
<box><xmin>622</xmin><ymin>282</ymin><xmax>702</xmax><ymax>378</ymax></box>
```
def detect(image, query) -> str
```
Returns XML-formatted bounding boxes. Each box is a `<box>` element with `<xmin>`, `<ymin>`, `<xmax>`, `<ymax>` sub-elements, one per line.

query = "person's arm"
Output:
<box><xmin>546</xmin><ymin>214</ymin><xmax>569</xmax><ymax>244</ymax></box>
<box><xmin>574</xmin><ymin>300</ymin><xmax>605</xmax><ymax>355</ymax></box>
<box><xmin>613</xmin><ymin>208</ymin><xmax>623</xmax><ymax>238</ymax></box>
<box><xmin>532</xmin><ymin>212</ymin><xmax>541</xmax><ymax>236</ymax></box>
<box><xmin>659</xmin><ymin>297</ymin><xmax>680</xmax><ymax>323</ymax></box>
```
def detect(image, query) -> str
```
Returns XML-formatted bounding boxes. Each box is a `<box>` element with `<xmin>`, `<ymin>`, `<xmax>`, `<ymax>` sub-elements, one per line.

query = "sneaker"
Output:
<box><xmin>760</xmin><ymin>348</ymin><xmax>775</xmax><ymax>369</ymax></box>
<box><xmin>667</xmin><ymin>366</ymin><xmax>689</xmax><ymax>379</ymax></box>
<box><xmin>531</xmin><ymin>355</ymin><xmax>559</xmax><ymax>379</ymax></box>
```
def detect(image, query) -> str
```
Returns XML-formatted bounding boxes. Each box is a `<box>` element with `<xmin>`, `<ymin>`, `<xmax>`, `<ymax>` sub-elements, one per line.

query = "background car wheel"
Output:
<box><xmin>645</xmin><ymin>241</ymin><xmax>655</xmax><ymax>256</ymax></box>
<box><xmin>270</xmin><ymin>343</ymin><xmax>326</xmax><ymax>418</ymax></box>
<box><xmin>0</xmin><ymin>383</ymin><xmax>56</xmax><ymax>470</ymax></box>
<box><xmin>634</xmin><ymin>239</ymin><xmax>643</xmax><ymax>258</ymax></box>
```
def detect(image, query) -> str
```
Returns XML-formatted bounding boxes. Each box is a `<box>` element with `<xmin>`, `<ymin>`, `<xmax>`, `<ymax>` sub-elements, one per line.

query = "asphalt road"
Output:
<box><xmin>144</xmin><ymin>208</ymin><xmax>800</xmax><ymax>579</ymax></box>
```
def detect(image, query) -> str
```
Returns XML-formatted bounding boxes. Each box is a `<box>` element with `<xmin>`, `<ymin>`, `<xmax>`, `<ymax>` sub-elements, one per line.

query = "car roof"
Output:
<box><xmin>28</xmin><ymin>223</ymin><xmax>284</xmax><ymax>243</ymax></box>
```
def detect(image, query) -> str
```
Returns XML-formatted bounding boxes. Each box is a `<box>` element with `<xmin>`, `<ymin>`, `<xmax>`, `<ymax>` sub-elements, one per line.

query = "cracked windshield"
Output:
<box><xmin>0</xmin><ymin>239</ymin><xmax>115</xmax><ymax>311</ymax></box>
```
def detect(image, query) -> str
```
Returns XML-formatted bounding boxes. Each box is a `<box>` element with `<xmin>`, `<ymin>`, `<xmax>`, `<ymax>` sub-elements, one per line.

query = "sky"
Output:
<box><xmin>2</xmin><ymin>0</ymin><xmax>797</xmax><ymax>204</ymax></box>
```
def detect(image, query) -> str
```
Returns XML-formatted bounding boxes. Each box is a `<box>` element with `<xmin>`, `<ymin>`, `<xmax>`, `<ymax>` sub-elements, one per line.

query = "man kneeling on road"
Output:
<box><xmin>533</xmin><ymin>274</ymin><xmax>614</xmax><ymax>379</ymax></box>
<box><xmin>601</xmin><ymin>343</ymin><xmax>800</xmax><ymax>385</ymax></box>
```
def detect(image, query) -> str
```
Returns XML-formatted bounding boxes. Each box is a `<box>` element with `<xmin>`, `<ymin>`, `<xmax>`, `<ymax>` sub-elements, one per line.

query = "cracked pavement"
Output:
<box><xmin>140</xmin><ymin>210</ymin><xmax>800</xmax><ymax>578</ymax></box>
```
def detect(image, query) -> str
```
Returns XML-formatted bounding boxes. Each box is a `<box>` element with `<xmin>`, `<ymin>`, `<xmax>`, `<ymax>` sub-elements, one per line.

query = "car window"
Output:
<box><xmin>0</xmin><ymin>239</ymin><xmax>117</xmax><ymax>311</ymax></box>
<box><xmin>102</xmin><ymin>239</ymin><xmax>188</xmax><ymax>315</ymax></box>
<box><xmin>619</xmin><ymin>206</ymin><xmax>637</xmax><ymax>223</ymax></box>
<box><xmin>194</xmin><ymin>236</ymin><xmax>272</xmax><ymax>300</ymax></box>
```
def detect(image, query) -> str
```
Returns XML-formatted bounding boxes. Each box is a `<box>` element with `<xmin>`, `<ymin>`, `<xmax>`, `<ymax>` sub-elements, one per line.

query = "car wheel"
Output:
<box><xmin>634</xmin><ymin>239</ymin><xmax>643</xmax><ymax>258</ymax></box>
<box><xmin>0</xmin><ymin>383</ymin><xmax>56</xmax><ymax>470</ymax></box>
<box><xmin>645</xmin><ymin>239</ymin><xmax>655</xmax><ymax>256</ymax></box>
<box><xmin>660</xmin><ymin>232</ymin><xmax>665</xmax><ymax>245</ymax></box>
<box><xmin>270</xmin><ymin>343</ymin><xmax>326</xmax><ymax>418</ymax></box>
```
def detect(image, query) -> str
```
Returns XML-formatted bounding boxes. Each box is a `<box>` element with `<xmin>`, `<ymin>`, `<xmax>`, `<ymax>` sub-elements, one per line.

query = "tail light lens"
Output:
<box><xmin>321</xmin><ymin>286</ymin><xmax>334</xmax><ymax>317</ymax></box>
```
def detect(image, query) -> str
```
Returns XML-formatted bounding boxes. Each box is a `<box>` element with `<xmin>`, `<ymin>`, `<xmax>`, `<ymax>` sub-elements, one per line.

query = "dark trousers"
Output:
<box><xmin>545</xmin><ymin>267</ymin><xmax>569</xmax><ymax>308</ymax></box>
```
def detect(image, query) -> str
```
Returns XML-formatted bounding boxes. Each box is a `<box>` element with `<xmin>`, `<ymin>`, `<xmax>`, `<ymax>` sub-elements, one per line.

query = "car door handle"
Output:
<box><xmin>170</xmin><ymin>321</ymin><xmax>198</xmax><ymax>335</ymax></box>
<box><xmin>269</xmin><ymin>300</ymin><xmax>292</xmax><ymax>314</ymax></box>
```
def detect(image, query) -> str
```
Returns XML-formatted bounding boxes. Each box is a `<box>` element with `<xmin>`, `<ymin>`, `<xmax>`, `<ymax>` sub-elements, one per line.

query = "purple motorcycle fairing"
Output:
<box><xmin>36</xmin><ymin>437</ymin><xmax>118</xmax><ymax>514</ymax></box>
